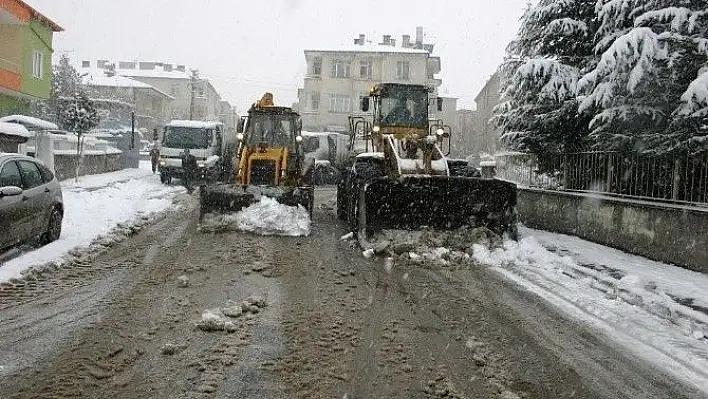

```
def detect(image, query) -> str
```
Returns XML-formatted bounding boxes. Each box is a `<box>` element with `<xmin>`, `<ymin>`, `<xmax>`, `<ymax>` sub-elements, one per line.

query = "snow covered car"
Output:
<box><xmin>0</xmin><ymin>153</ymin><xmax>63</xmax><ymax>252</ymax></box>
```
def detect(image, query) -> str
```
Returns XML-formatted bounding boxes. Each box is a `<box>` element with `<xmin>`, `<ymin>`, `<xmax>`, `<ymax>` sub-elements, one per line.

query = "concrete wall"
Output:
<box><xmin>518</xmin><ymin>188</ymin><xmax>708</xmax><ymax>273</ymax></box>
<box><xmin>54</xmin><ymin>153</ymin><xmax>122</xmax><ymax>181</ymax></box>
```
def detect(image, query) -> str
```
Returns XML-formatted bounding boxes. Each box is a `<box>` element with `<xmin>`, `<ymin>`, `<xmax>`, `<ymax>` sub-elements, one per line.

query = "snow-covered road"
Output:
<box><xmin>0</xmin><ymin>161</ymin><xmax>184</xmax><ymax>283</ymax></box>
<box><xmin>474</xmin><ymin>227</ymin><xmax>708</xmax><ymax>394</ymax></box>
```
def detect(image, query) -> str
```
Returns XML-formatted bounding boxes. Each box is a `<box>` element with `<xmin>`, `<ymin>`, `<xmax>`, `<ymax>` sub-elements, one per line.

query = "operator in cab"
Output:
<box><xmin>383</xmin><ymin>98</ymin><xmax>412</xmax><ymax>125</ymax></box>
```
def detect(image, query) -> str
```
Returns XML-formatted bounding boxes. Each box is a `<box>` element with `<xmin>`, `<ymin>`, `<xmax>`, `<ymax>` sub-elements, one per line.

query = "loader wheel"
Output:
<box><xmin>345</xmin><ymin>159</ymin><xmax>384</xmax><ymax>231</ymax></box>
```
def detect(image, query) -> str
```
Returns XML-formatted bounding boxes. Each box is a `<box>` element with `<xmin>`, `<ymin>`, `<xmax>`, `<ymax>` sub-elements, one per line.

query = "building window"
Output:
<box><xmin>310</xmin><ymin>91</ymin><xmax>320</xmax><ymax>110</ymax></box>
<box><xmin>331</xmin><ymin>60</ymin><xmax>351</xmax><ymax>78</ymax></box>
<box><xmin>311</xmin><ymin>57</ymin><xmax>322</xmax><ymax>76</ymax></box>
<box><xmin>32</xmin><ymin>51</ymin><xmax>43</xmax><ymax>79</ymax></box>
<box><xmin>359</xmin><ymin>60</ymin><xmax>372</xmax><ymax>79</ymax></box>
<box><xmin>396</xmin><ymin>61</ymin><xmax>410</xmax><ymax>80</ymax></box>
<box><xmin>170</xmin><ymin>84</ymin><xmax>180</xmax><ymax>96</ymax></box>
<box><xmin>329</xmin><ymin>94</ymin><xmax>351</xmax><ymax>113</ymax></box>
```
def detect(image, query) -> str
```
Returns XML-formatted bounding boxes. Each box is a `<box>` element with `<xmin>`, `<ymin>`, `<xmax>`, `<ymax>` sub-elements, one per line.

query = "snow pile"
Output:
<box><xmin>199</xmin><ymin>196</ymin><xmax>310</xmax><ymax>237</ymax></box>
<box><xmin>197</xmin><ymin>295</ymin><xmax>268</xmax><ymax>333</ymax></box>
<box><xmin>0</xmin><ymin>162</ymin><xmax>184</xmax><ymax>283</ymax></box>
<box><xmin>472</xmin><ymin>232</ymin><xmax>708</xmax><ymax>394</ymax></box>
<box><xmin>361</xmin><ymin>226</ymin><xmax>502</xmax><ymax>267</ymax></box>
<box><xmin>0</xmin><ymin>121</ymin><xmax>31</xmax><ymax>138</ymax></box>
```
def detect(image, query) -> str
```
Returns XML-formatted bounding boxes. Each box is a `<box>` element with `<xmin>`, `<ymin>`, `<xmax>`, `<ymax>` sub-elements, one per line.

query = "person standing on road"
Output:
<box><xmin>149</xmin><ymin>144</ymin><xmax>160</xmax><ymax>174</ymax></box>
<box><xmin>181</xmin><ymin>148</ymin><xmax>198</xmax><ymax>194</ymax></box>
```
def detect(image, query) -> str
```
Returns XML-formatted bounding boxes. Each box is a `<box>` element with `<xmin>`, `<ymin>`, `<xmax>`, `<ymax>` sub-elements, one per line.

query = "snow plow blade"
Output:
<box><xmin>199</xmin><ymin>184</ymin><xmax>314</xmax><ymax>219</ymax></box>
<box><xmin>358</xmin><ymin>176</ymin><xmax>517</xmax><ymax>238</ymax></box>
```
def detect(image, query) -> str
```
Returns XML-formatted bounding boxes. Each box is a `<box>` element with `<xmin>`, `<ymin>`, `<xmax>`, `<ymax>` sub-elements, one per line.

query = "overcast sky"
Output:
<box><xmin>27</xmin><ymin>0</ymin><xmax>527</xmax><ymax>112</ymax></box>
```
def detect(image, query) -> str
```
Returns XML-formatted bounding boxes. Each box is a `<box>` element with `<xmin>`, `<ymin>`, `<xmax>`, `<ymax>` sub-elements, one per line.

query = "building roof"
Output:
<box><xmin>16</xmin><ymin>0</ymin><xmax>63</xmax><ymax>31</ymax></box>
<box><xmin>0</xmin><ymin>115</ymin><xmax>58</xmax><ymax>130</ymax></box>
<box><xmin>81</xmin><ymin>70</ymin><xmax>175</xmax><ymax>99</ymax></box>
<box><xmin>0</xmin><ymin>122</ymin><xmax>31</xmax><ymax>138</ymax></box>
<box><xmin>474</xmin><ymin>72</ymin><xmax>501</xmax><ymax>102</ymax></box>
<box><xmin>305</xmin><ymin>42</ymin><xmax>430</xmax><ymax>55</ymax></box>
<box><xmin>120</xmin><ymin>67</ymin><xmax>192</xmax><ymax>80</ymax></box>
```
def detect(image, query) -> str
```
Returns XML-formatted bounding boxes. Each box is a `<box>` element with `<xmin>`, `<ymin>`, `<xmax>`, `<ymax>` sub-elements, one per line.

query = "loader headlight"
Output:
<box><xmin>159</xmin><ymin>160</ymin><xmax>166</xmax><ymax>166</ymax></box>
<box><xmin>197</xmin><ymin>162</ymin><xmax>205</xmax><ymax>168</ymax></box>
<box><xmin>236</xmin><ymin>133</ymin><xmax>244</xmax><ymax>141</ymax></box>
<box><xmin>373</xmin><ymin>125</ymin><xmax>380</xmax><ymax>132</ymax></box>
<box><xmin>296</xmin><ymin>135</ymin><xmax>303</xmax><ymax>142</ymax></box>
<box><xmin>436</xmin><ymin>128</ymin><xmax>444</xmax><ymax>136</ymax></box>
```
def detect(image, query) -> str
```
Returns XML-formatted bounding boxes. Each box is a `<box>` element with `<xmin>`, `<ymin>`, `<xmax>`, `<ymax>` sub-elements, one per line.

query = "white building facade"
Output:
<box><xmin>298</xmin><ymin>28</ymin><xmax>442</xmax><ymax>132</ymax></box>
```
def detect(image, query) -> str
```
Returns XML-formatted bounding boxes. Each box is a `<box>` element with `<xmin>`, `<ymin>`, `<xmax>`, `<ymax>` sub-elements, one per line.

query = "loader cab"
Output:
<box><xmin>241</xmin><ymin>107</ymin><xmax>301</xmax><ymax>149</ymax></box>
<box><xmin>362</xmin><ymin>84</ymin><xmax>430</xmax><ymax>130</ymax></box>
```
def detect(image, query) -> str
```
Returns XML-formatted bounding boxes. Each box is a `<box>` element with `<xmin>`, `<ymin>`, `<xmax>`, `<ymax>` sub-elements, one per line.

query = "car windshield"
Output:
<box><xmin>163</xmin><ymin>126</ymin><xmax>210</xmax><ymax>149</ymax></box>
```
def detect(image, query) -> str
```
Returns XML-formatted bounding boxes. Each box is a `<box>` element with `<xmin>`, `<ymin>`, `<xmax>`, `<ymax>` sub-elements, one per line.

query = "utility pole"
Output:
<box><xmin>189</xmin><ymin>69</ymin><xmax>199</xmax><ymax>120</ymax></box>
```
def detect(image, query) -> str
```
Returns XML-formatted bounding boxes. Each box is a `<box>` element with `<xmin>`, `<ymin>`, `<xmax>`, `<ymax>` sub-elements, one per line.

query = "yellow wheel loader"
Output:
<box><xmin>337</xmin><ymin>83</ymin><xmax>518</xmax><ymax>240</ymax></box>
<box><xmin>199</xmin><ymin>93</ymin><xmax>314</xmax><ymax>219</ymax></box>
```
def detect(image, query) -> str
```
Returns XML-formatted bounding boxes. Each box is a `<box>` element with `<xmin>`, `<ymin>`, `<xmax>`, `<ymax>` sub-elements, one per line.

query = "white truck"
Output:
<box><xmin>158</xmin><ymin>120</ymin><xmax>236</xmax><ymax>184</ymax></box>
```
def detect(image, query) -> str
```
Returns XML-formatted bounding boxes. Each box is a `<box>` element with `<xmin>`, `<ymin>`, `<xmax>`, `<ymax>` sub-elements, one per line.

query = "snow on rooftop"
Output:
<box><xmin>167</xmin><ymin>120</ymin><xmax>223</xmax><ymax>129</ymax></box>
<box><xmin>0</xmin><ymin>115</ymin><xmax>58</xmax><ymax>130</ymax></box>
<box><xmin>306</xmin><ymin>42</ymin><xmax>430</xmax><ymax>55</ymax></box>
<box><xmin>0</xmin><ymin>122</ymin><xmax>31</xmax><ymax>138</ymax></box>
<box><xmin>82</xmin><ymin>71</ymin><xmax>153</xmax><ymax>89</ymax></box>
<box><xmin>118</xmin><ymin>67</ymin><xmax>191</xmax><ymax>80</ymax></box>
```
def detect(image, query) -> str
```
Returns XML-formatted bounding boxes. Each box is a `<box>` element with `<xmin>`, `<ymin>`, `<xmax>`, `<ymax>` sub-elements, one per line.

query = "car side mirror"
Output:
<box><xmin>361</xmin><ymin>97</ymin><xmax>370</xmax><ymax>112</ymax></box>
<box><xmin>0</xmin><ymin>186</ymin><xmax>23</xmax><ymax>197</ymax></box>
<box><xmin>437</xmin><ymin>97</ymin><xmax>443</xmax><ymax>112</ymax></box>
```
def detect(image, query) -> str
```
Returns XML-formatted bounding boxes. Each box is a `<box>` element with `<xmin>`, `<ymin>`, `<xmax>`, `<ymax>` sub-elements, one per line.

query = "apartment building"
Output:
<box><xmin>298</xmin><ymin>27</ymin><xmax>442</xmax><ymax>132</ymax></box>
<box><xmin>473</xmin><ymin>72</ymin><xmax>503</xmax><ymax>158</ymax></box>
<box><xmin>82</xmin><ymin>71</ymin><xmax>174</xmax><ymax>132</ymax></box>
<box><xmin>0</xmin><ymin>0</ymin><xmax>62</xmax><ymax>115</ymax></box>
<box><xmin>454</xmin><ymin>108</ymin><xmax>480</xmax><ymax>161</ymax></box>
<box><xmin>219</xmin><ymin>100</ymin><xmax>239</xmax><ymax>134</ymax></box>
<box><xmin>80</xmin><ymin>60</ymin><xmax>223</xmax><ymax>122</ymax></box>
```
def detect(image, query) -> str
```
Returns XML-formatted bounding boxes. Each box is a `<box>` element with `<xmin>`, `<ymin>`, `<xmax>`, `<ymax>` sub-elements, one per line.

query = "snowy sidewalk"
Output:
<box><xmin>473</xmin><ymin>227</ymin><xmax>708</xmax><ymax>394</ymax></box>
<box><xmin>0</xmin><ymin>161</ymin><xmax>185</xmax><ymax>283</ymax></box>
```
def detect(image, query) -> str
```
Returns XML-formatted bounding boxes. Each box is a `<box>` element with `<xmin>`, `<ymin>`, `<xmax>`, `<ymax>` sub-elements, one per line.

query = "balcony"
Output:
<box><xmin>426</xmin><ymin>77</ymin><xmax>442</xmax><ymax>88</ymax></box>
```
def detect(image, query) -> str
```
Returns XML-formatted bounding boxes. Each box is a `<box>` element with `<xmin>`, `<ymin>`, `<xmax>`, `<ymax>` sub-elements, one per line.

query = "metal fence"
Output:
<box><xmin>495</xmin><ymin>151</ymin><xmax>708</xmax><ymax>206</ymax></box>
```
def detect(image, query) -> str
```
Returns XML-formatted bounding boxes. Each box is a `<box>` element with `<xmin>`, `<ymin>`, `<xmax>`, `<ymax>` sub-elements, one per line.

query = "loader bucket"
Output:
<box><xmin>358</xmin><ymin>176</ymin><xmax>517</xmax><ymax>239</ymax></box>
<box><xmin>199</xmin><ymin>183</ymin><xmax>314</xmax><ymax>220</ymax></box>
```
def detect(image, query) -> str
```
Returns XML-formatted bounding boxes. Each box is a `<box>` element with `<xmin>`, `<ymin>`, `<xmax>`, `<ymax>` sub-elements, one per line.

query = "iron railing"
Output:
<box><xmin>495</xmin><ymin>151</ymin><xmax>708</xmax><ymax>206</ymax></box>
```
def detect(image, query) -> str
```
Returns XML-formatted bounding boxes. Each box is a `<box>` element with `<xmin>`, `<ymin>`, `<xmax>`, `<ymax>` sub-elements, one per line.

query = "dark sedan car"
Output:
<box><xmin>0</xmin><ymin>153</ymin><xmax>63</xmax><ymax>252</ymax></box>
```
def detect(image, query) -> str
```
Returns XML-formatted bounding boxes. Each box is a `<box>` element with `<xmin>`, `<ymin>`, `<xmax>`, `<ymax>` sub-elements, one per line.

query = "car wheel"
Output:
<box><xmin>42</xmin><ymin>207</ymin><xmax>63</xmax><ymax>245</ymax></box>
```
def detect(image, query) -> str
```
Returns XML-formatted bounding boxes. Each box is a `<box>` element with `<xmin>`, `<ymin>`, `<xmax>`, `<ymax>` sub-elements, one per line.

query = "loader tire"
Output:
<box><xmin>346</xmin><ymin>159</ymin><xmax>384</xmax><ymax>231</ymax></box>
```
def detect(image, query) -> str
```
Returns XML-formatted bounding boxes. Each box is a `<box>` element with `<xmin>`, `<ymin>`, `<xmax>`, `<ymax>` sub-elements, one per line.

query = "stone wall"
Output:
<box><xmin>54</xmin><ymin>153</ymin><xmax>122</xmax><ymax>181</ymax></box>
<box><xmin>518</xmin><ymin>188</ymin><xmax>708</xmax><ymax>273</ymax></box>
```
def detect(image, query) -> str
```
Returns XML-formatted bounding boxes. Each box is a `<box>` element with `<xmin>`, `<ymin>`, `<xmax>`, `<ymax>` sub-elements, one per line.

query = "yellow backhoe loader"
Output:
<box><xmin>199</xmin><ymin>93</ymin><xmax>314</xmax><ymax>219</ymax></box>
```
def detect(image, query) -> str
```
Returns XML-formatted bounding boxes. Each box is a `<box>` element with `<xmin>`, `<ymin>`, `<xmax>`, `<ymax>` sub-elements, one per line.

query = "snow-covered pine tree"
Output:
<box><xmin>64</xmin><ymin>90</ymin><xmax>99</xmax><ymax>181</ymax></box>
<box><xmin>495</xmin><ymin>0</ymin><xmax>598</xmax><ymax>157</ymax></box>
<box><xmin>579</xmin><ymin>0</ymin><xmax>708</xmax><ymax>154</ymax></box>
<box><xmin>31</xmin><ymin>54</ymin><xmax>83</xmax><ymax>126</ymax></box>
